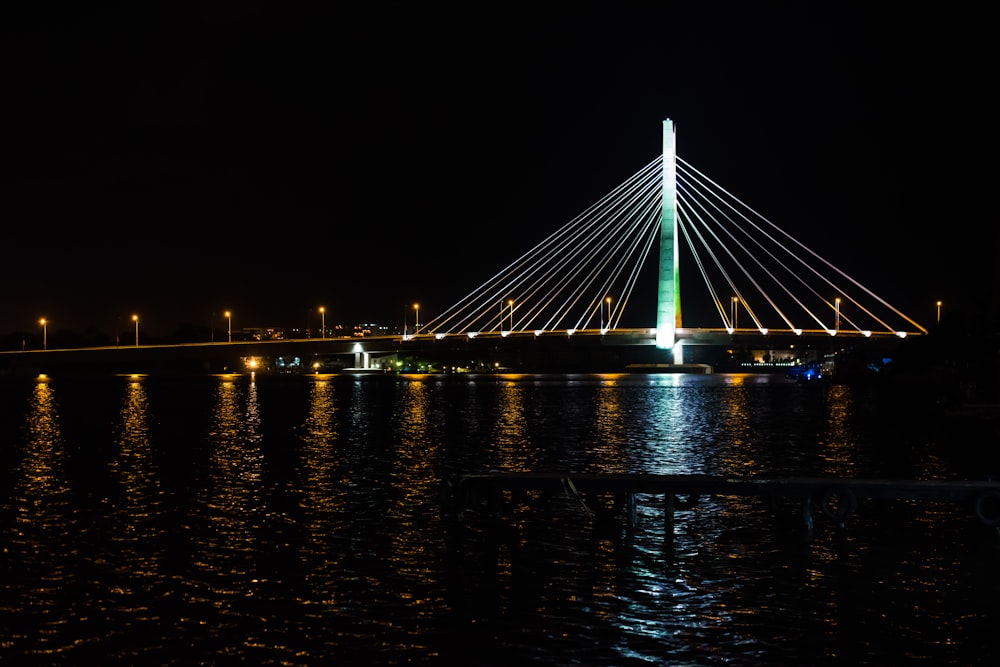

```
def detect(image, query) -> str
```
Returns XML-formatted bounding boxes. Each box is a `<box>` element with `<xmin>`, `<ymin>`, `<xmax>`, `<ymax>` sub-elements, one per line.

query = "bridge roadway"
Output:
<box><xmin>0</xmin><ymin>327</ymin><xmax>907</xmax><ymax>377</ymax></box>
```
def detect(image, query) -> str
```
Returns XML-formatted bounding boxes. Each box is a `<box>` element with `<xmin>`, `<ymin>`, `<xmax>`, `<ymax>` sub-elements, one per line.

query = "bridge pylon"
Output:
<box><xmin>656</xmin><ymin>118</ymin><xmax>682</xmax><ymax>361</ymax></box>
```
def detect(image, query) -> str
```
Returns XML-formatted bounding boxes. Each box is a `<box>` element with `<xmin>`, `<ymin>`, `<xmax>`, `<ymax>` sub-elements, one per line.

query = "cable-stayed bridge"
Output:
<box><xmin>419</xmin><ymin>118</ymin><xmax>926</xmax><ymax>364</ymax></box>
<box><xmin>0</xmin><ymin>118</ymin><xmax>929</xmax><ymax>376</ymax></box>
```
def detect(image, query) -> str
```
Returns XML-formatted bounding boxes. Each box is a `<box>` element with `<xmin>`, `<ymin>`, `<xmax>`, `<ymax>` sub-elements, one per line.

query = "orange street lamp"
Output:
<box><xmin>936</xmin><ymin>301</ymin><xmax>942</xmax><ymax>324</ymax></box>
<box><xmin>414</xmin><ymin>303</ymin><xmax>420</xmax><ymax>334</ymax></box>
<box><xmin>835</xmin><ymin>297</ymin><xmax>841</xmax><ymax>332</ymax></box>
<box><xmin>40</xmin><ymin>318</ymin><xmax>47</xmax><ymax>350</ymax></box>
<box><xmin>132</xmin><ymin>314</ymin><xmax>139</xmax><ymax>346</ymax></box>
<box><xmin>319</xmin><ymin>306</ymin><xmax>326</xmax><ymax>339</ymax></box>
<box><xmin>225</xmin><ymin>310</ymin><xmax>232</xmax><ymax>342</ymax></box>
<box><xmin>732</xmin><ymin>296</ymin><xmax>739</xmax><ymax>331</ymax></box>
<box><xmin>507</xmin><ymin>299</ymin><xmax>514</xmax><ymax>332</ymax></box>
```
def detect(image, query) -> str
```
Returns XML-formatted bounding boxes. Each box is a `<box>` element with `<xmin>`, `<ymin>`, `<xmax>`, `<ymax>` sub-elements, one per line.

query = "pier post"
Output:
<box><xmin>801</xmin><ymin>495</ymin><xmax>814</xmax><ymax>534</ymax></box>
<box><xmin>625</xmin><ymin>493</ymin><xmax>637</xmax><ymax>532</ymax></box>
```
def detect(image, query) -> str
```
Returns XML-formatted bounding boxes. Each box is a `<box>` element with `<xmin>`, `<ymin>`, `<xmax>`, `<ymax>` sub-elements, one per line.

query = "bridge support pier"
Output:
<box><xmin>354</xmin><ymin>350</ymin><xmax>371</xmax><ymax>369</ymax></box>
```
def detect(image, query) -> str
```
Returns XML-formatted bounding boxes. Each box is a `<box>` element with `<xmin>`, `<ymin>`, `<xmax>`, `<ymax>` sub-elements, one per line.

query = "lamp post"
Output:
<box><xmin>319</xmin><ymin>306</ymin><xmax>325</xmax><ymax>339</ymax></box>
<box><xmin>132</xmin><ymin>314</ymin><xmax>139</xmax><ymax>347</ymax></box>
<box><xmin>603</xmin><ymin>296</ymin><xmax>611</xmax><ymax>331</ymax></box>
<box><xmin>225</xmin><ymin>311</ymin><xmax>231</xmax><ymax>342</ymax></box>
<box><xmin>732</xmin><ymin>297</ymin><xmax>738</xmax><ymax>331</ymax></box>
<box><xmin>414</xmin><ymin>303</ymin><xmax>420</xmax><ymax>334</ymax></box>
<box><xmin>40</xmin><ymin>318</ymin><xmax>47</xmax><ymax>350</ymax></box>
<box><xmin>835</xmin><ymin>297</ymin><xmax>841</xmax><ymax>332</ymax></box>
<box><xmin>507</xmin><ymin>300</ymin><xmax>514</xmax><ymax>332</ymax></box>
<box><xmin>936</xmin><ymin>300</ymin><xmax>942</xmax><ymax>324</ymax></box>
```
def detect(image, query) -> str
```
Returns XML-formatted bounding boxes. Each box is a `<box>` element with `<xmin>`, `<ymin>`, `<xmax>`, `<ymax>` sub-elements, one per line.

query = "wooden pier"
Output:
<box><xmin>440</xmin><ymin>472</ymin><xmax>1000</xmax><ymax>535</ymax></box>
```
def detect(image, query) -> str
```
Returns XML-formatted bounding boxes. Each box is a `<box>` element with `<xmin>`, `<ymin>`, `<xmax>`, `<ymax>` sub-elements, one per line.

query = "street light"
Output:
<box><xmin>603</xmin><ymin>296</ymin><xmax>612</xmax><ymax>331</ymax></box>
<box><xmin>732</xmin><ymin>296</ymin><xmax>738</xmax><ymax>331</ymax></box>
<box><xmin>507</xmin><ymin>300</ymin><xmax>514</xmax><ymax>332</ymax></box>
<box><xmin>319</xmin><ymin>306</ymin><xmax>325</xmax><ymax>339</ymax></box>
<box><xmin>132</xmin><ymin>314</ymin><xmax>139</xmax><ymax>347</ymax></box>
<box><xmin>414</xmin><ymin>303</ymin><xmax>420</xmax><ymax>334</ymax></box>
<box><xmin>835</xmin><ymin>297</ymin><xmax>841</xmax><ymax>332</ymax></box>
<box><xmin>225</xmin><ymin>311</ymin><xmax>232</xmax><ymax>342</ymax></box>
<box><xmin>40</xmin><ymin>318</ymin><xmax>47</xmax><ymax>350</ymax></box>
<box><xmin>936</xmin><ymin>301</ymin><xmax>942</xmax><ymax>324</ymax></box>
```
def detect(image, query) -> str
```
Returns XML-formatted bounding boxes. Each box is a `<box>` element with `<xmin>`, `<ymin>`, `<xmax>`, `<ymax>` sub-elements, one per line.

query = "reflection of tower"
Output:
<box><xmin>656</xmin><ymin>118</ymin><xmax>681</xmax><ymax>362</ymax></box>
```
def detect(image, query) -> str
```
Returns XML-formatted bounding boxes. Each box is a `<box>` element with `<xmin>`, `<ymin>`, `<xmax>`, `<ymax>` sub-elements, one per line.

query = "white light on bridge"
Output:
<box><xmin>758</xmin><ymin>328</ymin><xmax>768</xmax><ymax>335</ymax></box>
<box><xmin>896</xmin><ymin>331</ymin><xmax>907</xmax><ymax>338</ymax></box>
<box><xmin>727</xmin><ymin>327</ymin><xmax>734</xmax><ymax>335</ymax></box>
<box><xmin>467</xmin><ymin>332</ymin><xmax>479</xmax><ymax>338</ymax></box>
<box><xmin>353</xmin><ymin>343</ymin><xmax>363</xmax><ymax>352</ymax></box>
<box><xmin>435</xmin><ymin>333</ymin><xmax>447</xmax><ymax>340</ymax></box>
<box><xmin>862</xmin><ymin>330</ymin><xmax>872</xmax><ymax>337</ymax></box>
<box><xmin>500</xmin><ymin>330</ymin><xmax>510</xmax><ymax>338</ymax></box>
<box><xmin>566</xmin><ymin>328</ymin><xmax>576</xmax><ymax>336</ymax></box>
<box><xmin>793</xmin><ymin>328</ymin><xmax>802</xmax><ymax>335</ymax></box>
<box><xmin>534</xmin><ymin>330</ymin><xmax>544</xmax><ymax>336</ymax></box>
<box><xmin>827</xmin><ymin>329</ymin><xmax>837</xmax><ymax>336</ymax></box>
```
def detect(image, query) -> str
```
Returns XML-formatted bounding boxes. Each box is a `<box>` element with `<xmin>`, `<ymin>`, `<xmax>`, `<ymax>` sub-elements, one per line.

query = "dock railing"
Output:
<box><xmin>440</xmin><ymin>473</ymin><xmax>1000</xmax><ymax>536</ymax></box>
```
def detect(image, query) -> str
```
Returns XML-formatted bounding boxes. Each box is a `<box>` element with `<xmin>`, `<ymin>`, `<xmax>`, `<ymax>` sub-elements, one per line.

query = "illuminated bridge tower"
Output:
<box><xmin>655</xmin><ymin>118</ymin><xmax>683</xmax><ymax>362</ymax></box>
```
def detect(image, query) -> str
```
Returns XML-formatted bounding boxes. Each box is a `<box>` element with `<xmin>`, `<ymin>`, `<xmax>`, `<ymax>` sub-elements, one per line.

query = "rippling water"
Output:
<box><xmin>1</xmin><ymin>372</ymin><xmax>998</xmax><ymax>665</ymax></box>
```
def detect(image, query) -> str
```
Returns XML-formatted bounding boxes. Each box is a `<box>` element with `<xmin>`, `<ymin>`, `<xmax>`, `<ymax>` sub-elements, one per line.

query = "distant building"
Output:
<box><xmin>242</xmin><ymin>327</ymin><xmax>286</xmax><ymax>341</ymax></box>
<box><xmin>353</xmin><ymin>323</ymin><xmax>391</xmax><ymax>337</ymax></box>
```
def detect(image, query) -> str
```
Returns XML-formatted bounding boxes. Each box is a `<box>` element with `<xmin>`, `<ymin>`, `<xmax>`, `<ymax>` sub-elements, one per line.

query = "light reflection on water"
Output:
<box><xmin>0</xmin><ymin>372</ymin><xmax>998</xmax><ymax>665</ymax></box>
<box><xmin>6</xmin><ymin>379</ymin><xmax>75</xmax><ymax>659</ymax></box>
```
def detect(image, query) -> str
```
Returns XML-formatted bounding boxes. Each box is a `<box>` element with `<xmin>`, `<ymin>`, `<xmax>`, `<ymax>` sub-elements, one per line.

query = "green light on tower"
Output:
<box><xmin>656</xmin><ymin>118</ymin><xmax>681</xmax><ymax>360</ymax></box>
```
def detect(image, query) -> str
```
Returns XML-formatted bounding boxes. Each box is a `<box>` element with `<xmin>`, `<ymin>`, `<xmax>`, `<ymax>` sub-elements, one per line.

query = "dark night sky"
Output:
<box><xmin>2</xmin><ymin>3</ymin><xmax>996</xmax><ymax>339</ymax></box>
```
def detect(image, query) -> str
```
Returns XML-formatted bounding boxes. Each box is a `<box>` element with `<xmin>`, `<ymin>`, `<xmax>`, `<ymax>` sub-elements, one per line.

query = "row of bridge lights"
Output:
<box><xmin>37</xmin><ymin>315</ymin><xmax>141</xmax><ymax>350</ymax></box>
<box><xmin>502</xmin><ymin>296</ymin><xmax>615</xmax><ymax>335</ymax></box>
<box><xmin>36</xmin><ymin>310</ymin><xmax>235</xmax><ymax>350</ymax></box>
<box><xmin>727</xmin><ymin>297</ymin><xmax>945</xmax><ymax>336</ymax></box>
<box><xmin>32</xmin><ymin>298</ymin><xmax>946</xmax><ymax>351</ymax></box>
<box><xmin>35</xmin><ymin>304</ymin><xmax>337</xmax><ymax>349</ymax></box>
